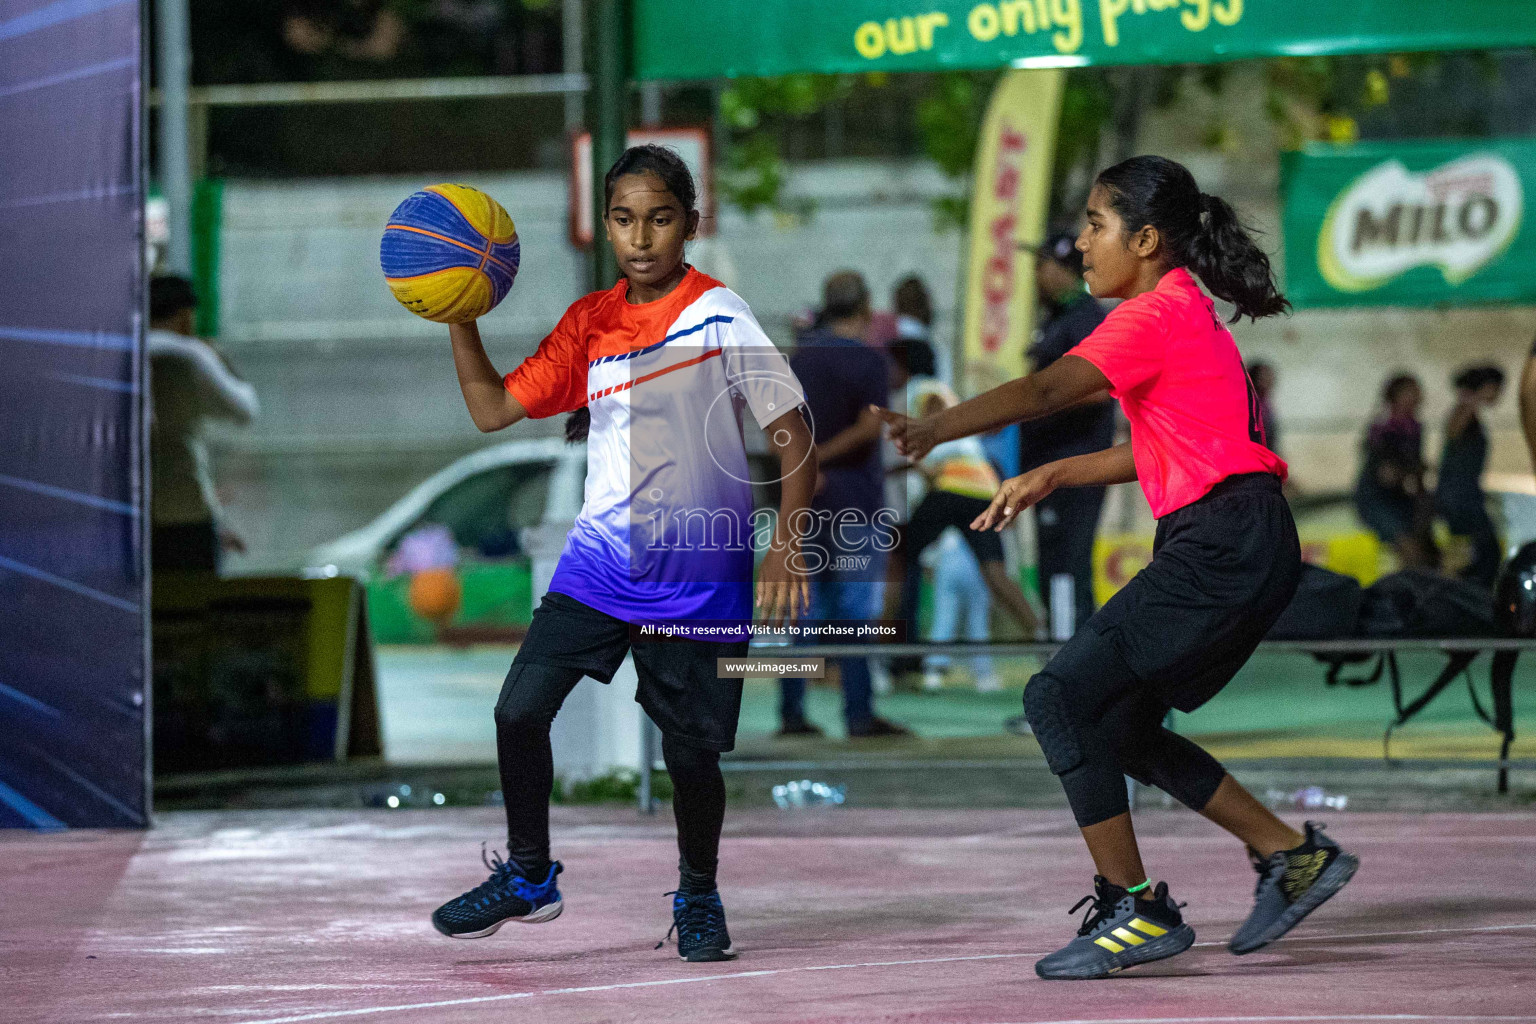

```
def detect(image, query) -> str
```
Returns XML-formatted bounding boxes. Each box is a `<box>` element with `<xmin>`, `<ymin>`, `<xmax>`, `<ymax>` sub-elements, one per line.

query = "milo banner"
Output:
<box><xmin>1282</xmin><ymin>140</ymin><xmax>1536</xmax><ymax>309</ymax></box>
<box><xmin>962</xmin><ymin>68</ymin><xmax>1062</xmax><ymax>389</ymax></box>
<box><xmin>635</xmin><ymin>1</ymin><xmax>1536</xmax><ymax>80</ymax></box>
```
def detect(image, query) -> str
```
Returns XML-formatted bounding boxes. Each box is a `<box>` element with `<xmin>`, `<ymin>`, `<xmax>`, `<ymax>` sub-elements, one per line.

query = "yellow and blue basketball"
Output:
<box><xmin>380</xmin><ymin>184</ymin><xmax>520</xmax><ymax>323</ymax></box>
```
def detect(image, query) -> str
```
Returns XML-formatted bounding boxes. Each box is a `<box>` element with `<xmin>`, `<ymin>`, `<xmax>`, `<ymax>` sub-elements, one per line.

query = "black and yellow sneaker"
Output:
<box><xmin>1034</xmin><ymin>877</ymin><xmax>1196</xmax><ymax>980</ymax></box>
<box><xmin>1229</xmin><ymin>821</ymin><xmax>1357</xmax><ymax>954</ymax></box>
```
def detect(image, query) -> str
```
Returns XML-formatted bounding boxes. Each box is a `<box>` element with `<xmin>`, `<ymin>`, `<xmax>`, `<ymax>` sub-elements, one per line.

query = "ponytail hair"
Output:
<box><xmin>1094</xmin><ymin>156</ymin><xmax>1290</xmax><ymax>323</ymax></box>
<box><xmin>564</xmin><ymin>406</ymin><xmax>590</xmax><ymax>443</ymax></box>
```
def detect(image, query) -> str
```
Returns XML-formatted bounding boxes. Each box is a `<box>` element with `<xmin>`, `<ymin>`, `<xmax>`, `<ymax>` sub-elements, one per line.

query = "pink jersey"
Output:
<box><xmin>1068</xmin><ymin>267</ymin><xmax>1286</xmax><ymax>518</ymax></box>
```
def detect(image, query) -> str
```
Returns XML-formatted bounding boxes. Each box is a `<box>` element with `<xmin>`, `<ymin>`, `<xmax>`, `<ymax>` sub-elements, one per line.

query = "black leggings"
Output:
<box><xmin>494</xmin><ymin>660</ymin><xmax>726</xmax><ymax>891</ymax></box>
<box><xmin>1024</xmin><ymin>639</ymin><xmax>1227</xmax><ymax>828</ymax></box>
<box><xmin>1025</xmin><ymin>475</ymin><xmax>1298</xmax><ymax>828</ymax></box>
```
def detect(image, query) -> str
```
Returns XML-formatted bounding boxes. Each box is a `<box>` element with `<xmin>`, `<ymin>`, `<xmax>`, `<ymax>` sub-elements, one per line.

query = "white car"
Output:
<box><xmin>305</xmin><ymin>437</ymin><xmax>785</xmax><ymax>582</ymax></box>
<box><xmin>305</xmin><ymin>437</ymin><xmax>588</xmax><ymax>582</ymax></box>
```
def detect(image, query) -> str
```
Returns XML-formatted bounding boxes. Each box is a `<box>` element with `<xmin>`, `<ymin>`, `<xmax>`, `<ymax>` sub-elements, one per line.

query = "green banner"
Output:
<box><xmin>635</xmin><ymin>1</ymin><xmax>1536</xmax><ymax>80</ymax></box>
<box><xmin>1281</xmin><ymin>139</ymin><xmax>1536</xmax><ymax>309</ymax></box>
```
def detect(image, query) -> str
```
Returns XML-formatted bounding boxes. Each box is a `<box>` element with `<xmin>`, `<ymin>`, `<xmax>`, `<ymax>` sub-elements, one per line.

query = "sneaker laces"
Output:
<box><xmin>458</xmin><ymin>844</ymin><xmax>547</xmax><ymax>909</ymax></box>
<box><xmin>1067</xmin><ymin>890</ymin><xmax>1118</xmax><ymax>937</ymax></box>
<box><xmin>1247</xmin><ymin>845</ymin><xmax>1279</xmax><ymax>896</ymax></box>
<box><xmin>655</xmin><ymin>890</ymin><xmax>725</xmax><ymax>950</ymax></box>
<box><xmin>1067</xmin><ymin>881</ymin><xmax>1183</xmax><ymax>936</ymax></box>
<box><xmin>480</xmin><ymin>843</ymin><xmax>508</xmax><ymax>875</ymax></box>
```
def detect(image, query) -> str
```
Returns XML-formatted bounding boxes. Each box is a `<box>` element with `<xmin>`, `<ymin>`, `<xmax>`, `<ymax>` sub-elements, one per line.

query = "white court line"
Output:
<box><xmin>1186</xmin><ymin>920</ymin><xmax>1536</xmax><ymax>949</ymax></box>
<box><xmin>232</xmin><ymin>954</ymin><xmax>1033</xmax><ymax>1024</ymax></box>
<box><xmin>975</xmin><ymin>1018</ymin><xmax>1536</xmax><ymax>1024</ymax></box>
<box><xmin>232</xmin><ymin>923</ymin><xmax>1536</xmax><ymax>1024</ymax></box>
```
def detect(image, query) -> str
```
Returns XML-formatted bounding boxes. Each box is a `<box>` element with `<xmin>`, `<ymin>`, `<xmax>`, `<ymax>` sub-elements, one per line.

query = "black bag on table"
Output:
<box><xmin>1266</xmin><ymin>564</ymin><xmax>1380</xmax><ymax>687</ymax></box>
<box><xmin>1267</xmin><ymin>564</ymin><xmax>1364</xmax><ymax>641</ymax></box>
<box><xmin>1358</xmin><ymin>569</ymin><xmax>1497</xmax><ymax>639</ymax></box>
<box><xmin>1271</xmin><ymin>564</ymin><xmax>1514</xmax><ymax>773</ymax></box>
<box><xmin>1274</xmin><ymin>567</ymin><xmax>1496</xmax><ymax>688</ymax></box>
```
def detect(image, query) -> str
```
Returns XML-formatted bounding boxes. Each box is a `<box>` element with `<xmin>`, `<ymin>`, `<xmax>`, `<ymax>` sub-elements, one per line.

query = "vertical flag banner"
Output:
<box><xmin>962</xmin><ymin>68</ymin><xmax>1063</xmax><ymax>391</ymax></box>
<box><xmin>0</xmin><ymin>0</ymin><xmax>147</xmax><ymax>828</ymax></box>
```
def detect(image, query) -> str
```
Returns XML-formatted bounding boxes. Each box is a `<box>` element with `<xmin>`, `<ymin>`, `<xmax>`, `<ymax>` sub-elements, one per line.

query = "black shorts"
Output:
<box><xmin>904</xmin><ymin>490</ymin><xmax>1005</xmax><ymax>563</ymax></box>
<box><xmin>510</xmin><ymin>590</ymin><xmax>748</xmax><ymax>751</ymax></box>
<box><xmin>1071</xmin><ymin>473</ymin><xmax>1301</xmax><ymax>712</ymax></box>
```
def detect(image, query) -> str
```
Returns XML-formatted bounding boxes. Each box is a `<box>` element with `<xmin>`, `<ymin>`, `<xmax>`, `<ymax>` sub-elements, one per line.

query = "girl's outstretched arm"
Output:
<box><xmin>971</xmin><ymin>442</ymin><xmax>1137</xmax><ymax>533</ymax></box>
<box><xmin>450</xmin><ymin>320</ymin><xmax>529</xmax><ymax>432</ymax></box>
<box><xmin>873</xmin><ymin>354</ymin><xmax>1109</xmax><ymax>461</ymax></box>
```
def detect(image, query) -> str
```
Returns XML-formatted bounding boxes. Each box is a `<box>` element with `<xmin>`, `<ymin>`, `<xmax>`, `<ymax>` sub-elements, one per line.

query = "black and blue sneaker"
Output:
<box><xmin>431</xmin><ymin>847</ymin><xmax>563</xmax><ymax>939</ymax></box>
<box><xmin>1230</xmin><ymin>821</ymin><xmax>1358</xmax><ymax>954</ymax></box>
<box><xmin>655</xmin><ymin>889</ymin><xmax>736</xmax><ymax>962</ymax></box>
<box><xmin>1035</xmin><ymin>877</ymin><xmax>1196</xmax><ymax>980</ymax></box>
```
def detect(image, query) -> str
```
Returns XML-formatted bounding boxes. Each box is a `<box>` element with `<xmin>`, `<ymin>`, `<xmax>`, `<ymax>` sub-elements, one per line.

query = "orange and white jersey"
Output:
<box><xmin>505</xmin><ymin>268</ymin><xmax>805</xmax><ymax>632</ymax></box>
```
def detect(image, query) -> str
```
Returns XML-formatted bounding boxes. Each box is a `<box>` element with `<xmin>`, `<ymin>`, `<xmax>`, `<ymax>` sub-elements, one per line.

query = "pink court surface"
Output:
<box><xmin>6</xmin><ymin>807</ymin><xmax>1535</xmax><ymax>1024</ymax></box>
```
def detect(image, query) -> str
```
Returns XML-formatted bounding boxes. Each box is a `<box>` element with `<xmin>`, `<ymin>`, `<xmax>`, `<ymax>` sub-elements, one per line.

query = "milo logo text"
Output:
<box><xmin>1318</xmin><ymin>154</ymin><xmax>1523</xmax><ymax>292</ymax></box>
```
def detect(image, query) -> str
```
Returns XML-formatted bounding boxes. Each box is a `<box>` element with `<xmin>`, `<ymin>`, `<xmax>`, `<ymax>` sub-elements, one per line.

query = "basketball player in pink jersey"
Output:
<box><xmin>877</xmin><ymin>156</ymin><xmax>1357</xmax><ymax>979</ymax></box>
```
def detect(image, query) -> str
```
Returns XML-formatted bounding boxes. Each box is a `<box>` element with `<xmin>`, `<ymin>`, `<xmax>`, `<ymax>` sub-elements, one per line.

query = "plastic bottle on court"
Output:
<box><xmin>1265</xmin><ymin>786</ymin><xmax>1348</xmax><ymax>811</ymax></box>
<box><xmin>772</xmin><ymin>779</ymin><xmax>846</xmax><ymax>809</ymax></box>
<box><xmin>366</xmin><ymin>783</ymin><xmax>448</xmax><ymax>809</ymax></box>
<box><xmin>1292</xmin><ymin>785</ymin><xmax>1348</xmax><ymax>810</ymax></box>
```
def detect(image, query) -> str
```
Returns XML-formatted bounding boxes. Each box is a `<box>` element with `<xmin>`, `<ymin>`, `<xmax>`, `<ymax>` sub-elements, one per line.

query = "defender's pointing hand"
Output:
<box><xmin>871</xmin><ymin>406</ymin><xmax>938</xmax><ymax>463</ymax></box>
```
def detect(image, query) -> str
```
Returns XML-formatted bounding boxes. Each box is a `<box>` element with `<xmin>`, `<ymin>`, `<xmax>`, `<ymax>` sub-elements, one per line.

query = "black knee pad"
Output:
<box><xmin>1023</xmin><ymin>672</ymin><xmax>1083</xmax><ymax>776</ymax></box>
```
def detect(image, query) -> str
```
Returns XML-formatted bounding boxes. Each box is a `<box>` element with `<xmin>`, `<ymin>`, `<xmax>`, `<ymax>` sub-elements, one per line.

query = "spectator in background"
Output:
<box><xmin>1522</xmin><ymin>331</ymin><xmax>1536</xmax><ymax>475</ymax></box>
<box><xmin>893</xmin><ymin>275</ymin><xmax>953</xmax><ymax>385</ymax></box>
<box><xmin>1438</xmin><ymin>364</ymin><xmax>1506</xmax><ymax>587</ymax></box>
<box><xmin>923</xmin><ymin>532</ymin><xmax>1001</xmax><ymax>693</ymax></box>
<box><xmin>893</xmin><ymin>269</ymin><xmax>1021</xmax><ymax>492</ymax></box>
<box><xmin>884</xmin><ymin>341</ymin><xmax>1040</xmax><ymax>653</ymax></box>
<box><xmin>149</xmin><ymin>275</ymin><xmax>260</xmax><ymax>574</ymax></box>
<box><xmin>1247</xmin><ymin>359</ymin><xmax>1282</xmax><ymax>456</ymax></box>
<box><xmin>879</xmin><ymin>279</ymin><xmax>938</xmax><ymax>522</ymax></box>
<box><xmin>780</xmin><ymin>272</ymin><xmax>909</xmax><ymax>738</ymax></box>
<box><xmin>1017</xmin><ymin>230</ymin><xmax>1116</xmax><ymax>635</ymax></box>
<box><xmin>1355</xmin><ymin>373</ymin><xmax>1437</xmax><ymax>571</ymax></box>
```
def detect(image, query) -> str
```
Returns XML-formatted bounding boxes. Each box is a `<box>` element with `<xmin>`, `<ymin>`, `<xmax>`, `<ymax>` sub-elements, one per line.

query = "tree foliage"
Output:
<box><xmin>715</xmin><ymin>52</ymin><xmax>1516</xmax><ymax>224</ymax></box>
<box><xmin>1264</xmin><ymin>51</ymin><xmax>1505</xmax><ymax>149</ymax></box>
<box><xmin>717</xmin><ymin>69</ymin><xmax>1125</xmax><ymax>229</ymax></box>
<box><xmin>714</xmin><ymin>66</ymin><xmax>1205</xmax><ymax>228</ymax></box>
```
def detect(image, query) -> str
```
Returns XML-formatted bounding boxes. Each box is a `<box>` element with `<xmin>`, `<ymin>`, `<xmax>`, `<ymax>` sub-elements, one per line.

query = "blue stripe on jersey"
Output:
<box><xmin>589</xmin><ymin>314</ymin><xmax>735</xmax><ymax>366</ymax></box>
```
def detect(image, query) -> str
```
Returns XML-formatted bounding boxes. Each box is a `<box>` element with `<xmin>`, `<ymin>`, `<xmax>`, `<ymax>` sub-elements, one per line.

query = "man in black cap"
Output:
<box><xmin>1017</xmin><ymin>231</ymin><xmax>1116</xmax><ymax>637</ymax></box>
